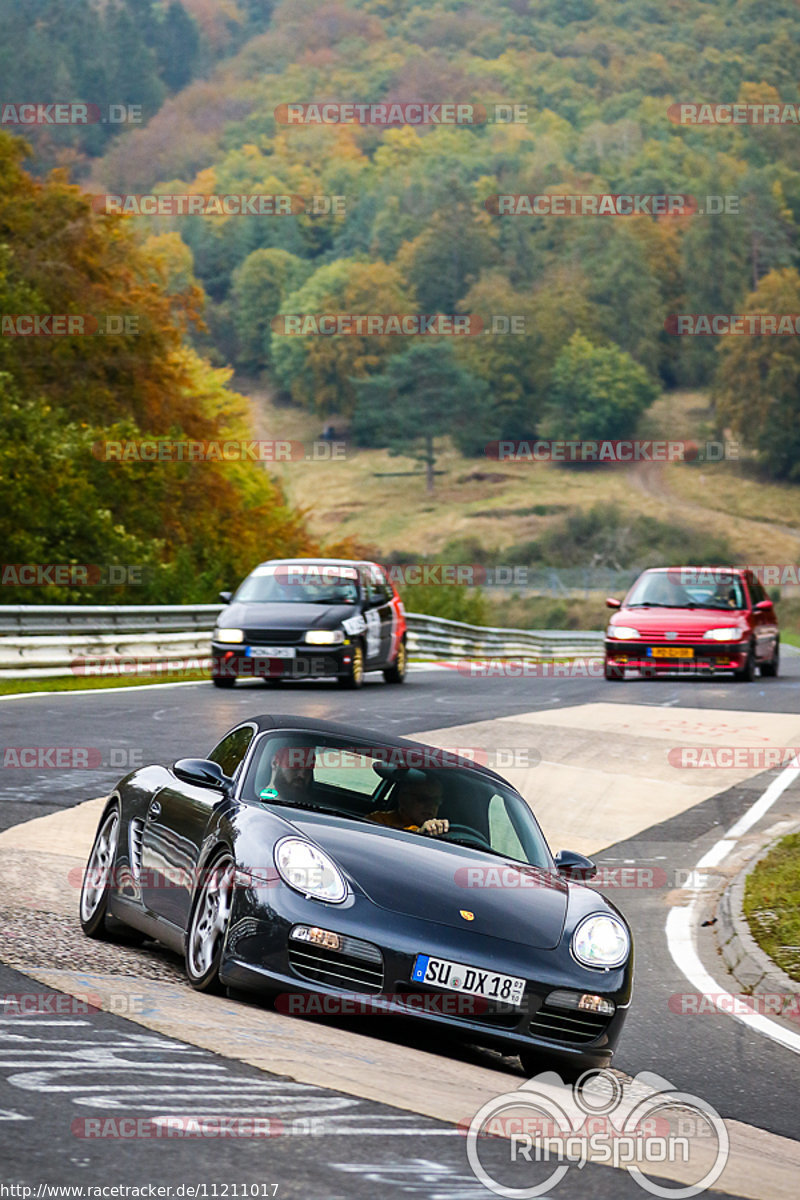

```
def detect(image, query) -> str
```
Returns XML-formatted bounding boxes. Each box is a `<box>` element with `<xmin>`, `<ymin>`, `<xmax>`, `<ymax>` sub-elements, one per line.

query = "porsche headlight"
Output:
<box><xmin>607</xmin><ymin>625</ymin><xmax>639</xmax><ymax>640</ymax></box>
<box><xmin>703</xmin><ymin>627</ymin><xmax>744</xmax><ymax>642</ymax></box>
<box><xmin>572</xmin><ymin>914</ymin><xmax>630</xmax><ymax>969</ymax></box>
<box><xmin>305</xmin><ymin>629</ymin><xmax>345</xmax><ymax>645</ymax></box>
<box><xmin>274</xmin><ymin>837</ymin><xmax>347</xmax><ymax>903</ymax></box>
<box><xmin>215</xmin><ymin>628</ymin><xmax>244</xmax><ymax>644</ymax></box>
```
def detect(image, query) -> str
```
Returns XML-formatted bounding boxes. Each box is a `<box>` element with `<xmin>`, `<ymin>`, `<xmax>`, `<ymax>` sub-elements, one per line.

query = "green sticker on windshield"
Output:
<box><xmin>259</xmin><ymin>787</ymin><xmax>278</xmax><ymax>800</ymax></box>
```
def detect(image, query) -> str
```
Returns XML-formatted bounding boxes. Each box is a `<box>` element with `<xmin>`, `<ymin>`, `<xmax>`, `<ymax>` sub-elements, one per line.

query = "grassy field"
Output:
<box><xmin>251</xmin><ymin>389</ymin><xmax>800</xmax><ymax>563</ymax></box>
<box><xmin>248</xmin><ymin>387</ymin><xmax>800</xmax><ymax>631</ymax></box>
<box><xmin>743</xmin><ymin>832</ymin><xmax>800</xmax><ymax>984</ymax></box>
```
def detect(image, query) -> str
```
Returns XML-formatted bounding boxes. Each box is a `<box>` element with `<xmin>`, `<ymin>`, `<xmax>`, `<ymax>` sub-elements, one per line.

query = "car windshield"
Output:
<box><xmin>241</xmin><ymin>733</ymin><xmax>554</xmax><ymax>871</ymax></box>
<box><xmin>626</xmin><ymin>571</ymin><xmax>746</xmax><ymax>611</ymax></box>
<box><xmin>235</xmin><ymin>565</ymin><xmax>360</xmax><ymax>605</ymax></box>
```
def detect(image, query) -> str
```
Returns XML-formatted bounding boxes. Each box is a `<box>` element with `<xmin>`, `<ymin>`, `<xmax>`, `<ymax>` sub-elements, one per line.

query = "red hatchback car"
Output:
<box><xmin>604</xmin><ymin>567</ymin><xmax>779</xmax><ymax>682</ymax></box>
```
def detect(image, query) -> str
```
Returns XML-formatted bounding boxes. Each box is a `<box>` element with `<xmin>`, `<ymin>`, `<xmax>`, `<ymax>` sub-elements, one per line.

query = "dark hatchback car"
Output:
<box><xmin>605</xmin><ymin>566</ymin><xmax>779</xmax><ymax>681</ymax></box>
<box><xmin>211</xmin><ymin>558</ymin><xmax>408</xmax><ymax>689</ymax></box>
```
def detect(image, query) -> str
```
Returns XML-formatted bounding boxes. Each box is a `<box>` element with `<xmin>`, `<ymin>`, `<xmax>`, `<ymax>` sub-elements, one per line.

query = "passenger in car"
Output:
<box><xmin>368</xmin><ymin>775</ymin><xmax>449</xmax><ymax>836</ymax></box>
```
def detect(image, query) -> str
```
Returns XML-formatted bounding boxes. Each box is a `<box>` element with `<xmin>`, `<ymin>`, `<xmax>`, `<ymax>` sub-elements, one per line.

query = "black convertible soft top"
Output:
<box><xmin>244</xmin><ymin>714</ymin><xmax>511</xmax><ymax>788</ymax></box>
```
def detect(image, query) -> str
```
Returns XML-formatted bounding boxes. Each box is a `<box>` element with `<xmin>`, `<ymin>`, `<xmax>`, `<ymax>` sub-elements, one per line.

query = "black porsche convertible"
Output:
<box><xmin>79</xmin><ymin>717</ymin><xmax>633</xmax><ymax>1073</ymax></box>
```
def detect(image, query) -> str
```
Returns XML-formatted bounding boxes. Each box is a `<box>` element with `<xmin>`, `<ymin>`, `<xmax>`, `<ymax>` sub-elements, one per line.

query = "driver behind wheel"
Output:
<box><xmin>265</xmin><ymin>745</ymin><xmax>316</xmax><ymax>804</ymax></box>
<box><xmin>368</xmin><ymin>775</ymin><xmax>448</xmax><ymax>836</ymax></box>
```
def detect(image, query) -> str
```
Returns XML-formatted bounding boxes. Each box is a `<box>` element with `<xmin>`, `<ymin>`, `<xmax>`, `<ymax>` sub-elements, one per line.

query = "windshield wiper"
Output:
<box><xmin>627</xmin><ymin>602</ymin><xmax>685</xmax><ymax>608</ymax></box>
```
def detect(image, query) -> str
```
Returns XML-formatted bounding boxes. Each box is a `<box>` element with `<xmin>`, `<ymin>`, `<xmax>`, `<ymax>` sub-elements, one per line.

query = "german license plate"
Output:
<box><xmin>648</xmin><ymin>647</ymin><xmax>693</xmax><ymax>658</ymax></box>
<box><xmin>411</xmin><ymin>954</ymin><xmax>526</xmax><ymax>1006</ymax></box>
<box><xmin>246</xmin><ymin>646</ymin><xmax>296</xmax><ymax>658</ymax></box>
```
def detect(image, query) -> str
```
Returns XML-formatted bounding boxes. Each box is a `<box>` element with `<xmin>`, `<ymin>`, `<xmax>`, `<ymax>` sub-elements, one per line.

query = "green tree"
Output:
<box><xmin>231</xmin><ymin>248</ymin><xmax>310</xmax><ymax>371</ymax></box>
<box><xmin>156</xmin><ymin>2</ymin><xmax>201</xmax><ymax>91</ymax></box>
<box><xmin>542</xmin><ymin>332</ymin><xmax>659</xmax><ymax>443</ymax></box>
<box><xmin>352</xmin><ymin>342</ymin><xmax>489</xmax><ymax>492</ymax></box>
<box><xmin>714</xmin><ymin>268</ymin><xmax>800</xmax><ymax>480</ymax></box>
<box><xmin>272</xmin><ymin>258</ymin><xmax>415</xmax><ymax>416</ymax></box>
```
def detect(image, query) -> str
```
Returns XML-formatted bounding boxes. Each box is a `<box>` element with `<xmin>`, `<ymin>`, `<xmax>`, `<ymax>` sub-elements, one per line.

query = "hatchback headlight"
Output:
<box><xmin>607</xmin><ymin>625</ymin><xmax>639</xmax><ymax>640</ymax></box>
<box><xmin>305</xmin><ymin>629</ymin><xmax>345</xmax><ymax>645</ymax></box>
<box><xmin>215</xmin><ymin>628</ymin><xmax>244</xmax><ymax>644</ymax></box>
<box><xmin>274</xmin><ymin>837</ymin><xmax>347</xmax><ymax>903</ymax></box>
<box><xmin>703</xmin><ymin>627</ymin><xmax>744</xmax><ymax>642</ymax></box>
<box><xmin>572</xmin><ymin>914</ymin><xmax>630</xmax><ymax>969</ymax></box>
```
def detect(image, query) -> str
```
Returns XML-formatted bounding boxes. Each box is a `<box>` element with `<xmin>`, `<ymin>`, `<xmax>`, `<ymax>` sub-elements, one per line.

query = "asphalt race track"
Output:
<box><xmin>1</xmin><ymin>660</ymin><xmax>799</xmax><ymax>1197</ymax></box>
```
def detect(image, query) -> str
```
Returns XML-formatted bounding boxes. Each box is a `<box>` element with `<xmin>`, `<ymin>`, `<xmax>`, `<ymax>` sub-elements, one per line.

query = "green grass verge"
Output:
<box><xmin>743</xmin><ymin>832</ymin><xmax>800</xmax><ymax>984</ymax></box>
<box><xmin>0</xmin><ymin>670</ymin><xmax>211</xmax><ymax>696</ymax></box>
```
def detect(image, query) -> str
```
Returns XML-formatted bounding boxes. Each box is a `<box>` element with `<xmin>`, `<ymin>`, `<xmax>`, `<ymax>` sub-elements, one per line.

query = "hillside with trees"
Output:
<box><xmin>78</xmin><ymin>0</ymin><xmax>800</xmax><ymax>478</ymax></box>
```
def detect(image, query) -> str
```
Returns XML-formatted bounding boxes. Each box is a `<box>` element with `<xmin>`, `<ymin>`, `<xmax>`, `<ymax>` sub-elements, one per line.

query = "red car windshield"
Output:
<box><xmin>626</xmin><ymin>572</ymin><xmax>747</xmax><ymax>611</ymax></box>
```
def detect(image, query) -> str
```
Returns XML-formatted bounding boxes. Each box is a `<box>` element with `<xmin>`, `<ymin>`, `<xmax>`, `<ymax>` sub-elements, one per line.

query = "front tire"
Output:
<box><xmin>80</xmin><ymin>804</ymin><xmax>121</xmax><ymax>939</ymax></box>
<box><xmin>338</xmin><ymin>642</ymin><xmax>364</xmax><ymax>689</ymax></box>
<box><xmin>212</xmin><ymin>675</ymin><xmax>236</xmax><ymax>689</ymax></box>
<box><xmin>734</xmin><ymin>644</ymin><xmax>756</xmax><ymax>682</ymax></box>
<box><xmin>185</xmin><ymin>850</ymin><xmax>235</xmax><ymax>993</ymax></box>
<box><xmin>761</xmin><ymin>640</ymin><xmax>779</xmax><ymax>678</ymax></box>
<box><xmin>383</xmin><ymin>639</ymin><xmax>407</xmax><ymax>684</ymax></box>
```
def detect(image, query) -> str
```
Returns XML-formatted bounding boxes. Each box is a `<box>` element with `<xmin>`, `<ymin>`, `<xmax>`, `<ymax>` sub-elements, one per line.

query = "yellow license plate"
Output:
<box><xmin>652</xmin><ymin>647</ymin><xmax>694</xmax><ymax>658</ymax></box>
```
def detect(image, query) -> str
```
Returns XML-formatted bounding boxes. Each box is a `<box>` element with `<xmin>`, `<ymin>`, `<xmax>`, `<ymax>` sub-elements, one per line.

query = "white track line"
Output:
<box><xmin>0</xmin><ymin>663</ymin><xmax>449</xmax><ymax>702</ymax></box>
<box><xmin>666</xmin><ymin>753</ymin><xmax>800</xmax><ymax>1054</ymax></box>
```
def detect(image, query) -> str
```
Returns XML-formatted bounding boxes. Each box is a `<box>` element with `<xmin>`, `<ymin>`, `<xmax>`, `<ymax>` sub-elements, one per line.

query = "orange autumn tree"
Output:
<box><xmin>0</xmin><ymin>131</ymin><xmax>335</xmax><ymax>603</ymax></box>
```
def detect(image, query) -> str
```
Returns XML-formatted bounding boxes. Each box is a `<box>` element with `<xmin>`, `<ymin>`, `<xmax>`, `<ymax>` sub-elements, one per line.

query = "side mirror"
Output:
<box><xmin>219</xmin><ymin>591</ymin><xmax>233</xmax><ymax>604</ymax></box>
<box><xmin>605</xmin><ymin>597</ymin><xmax>621</xmax><ymax>609</ymax></box>
<box><xmin>554</xmin><ymin>849</ymin><xmax>597</xmax><ymax>881</ymax></box>
<box><xmin>173</xmin><ymin>758</ymin><xmax>233</xmax><ymax>791</ymax></box>
<box><xmin>754</xmin><ymin>599</ymin><xmax>772</xmax><ymax>611</ymax></box>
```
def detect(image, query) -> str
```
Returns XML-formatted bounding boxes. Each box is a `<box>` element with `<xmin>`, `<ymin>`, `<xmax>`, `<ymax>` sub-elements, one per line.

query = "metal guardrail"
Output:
<box><xmin>405</xmin><ymin>613</ymin><xmax>604</xmax><ymax>660</ymax></box>
<box><xmin>0</xmin><ymin>604</ymin><xmax>222</xmax><ymax>635</ymax></box>
<box><xmin>0</xmin><ymin>606</ymin><xmax>605</xmax><ymax>679</ymax></box>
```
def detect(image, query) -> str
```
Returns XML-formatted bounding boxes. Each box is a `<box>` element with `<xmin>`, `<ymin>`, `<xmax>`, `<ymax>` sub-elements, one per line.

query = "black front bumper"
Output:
<box><xmin>220</xmin><ymin>886</ymin><xmax>631</xmax><ymax>1067</ymax></box>
<box><xmin>212</xmin><ymin>644</ymin><xmax>352</xmax><ymax>681</ymax></box>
